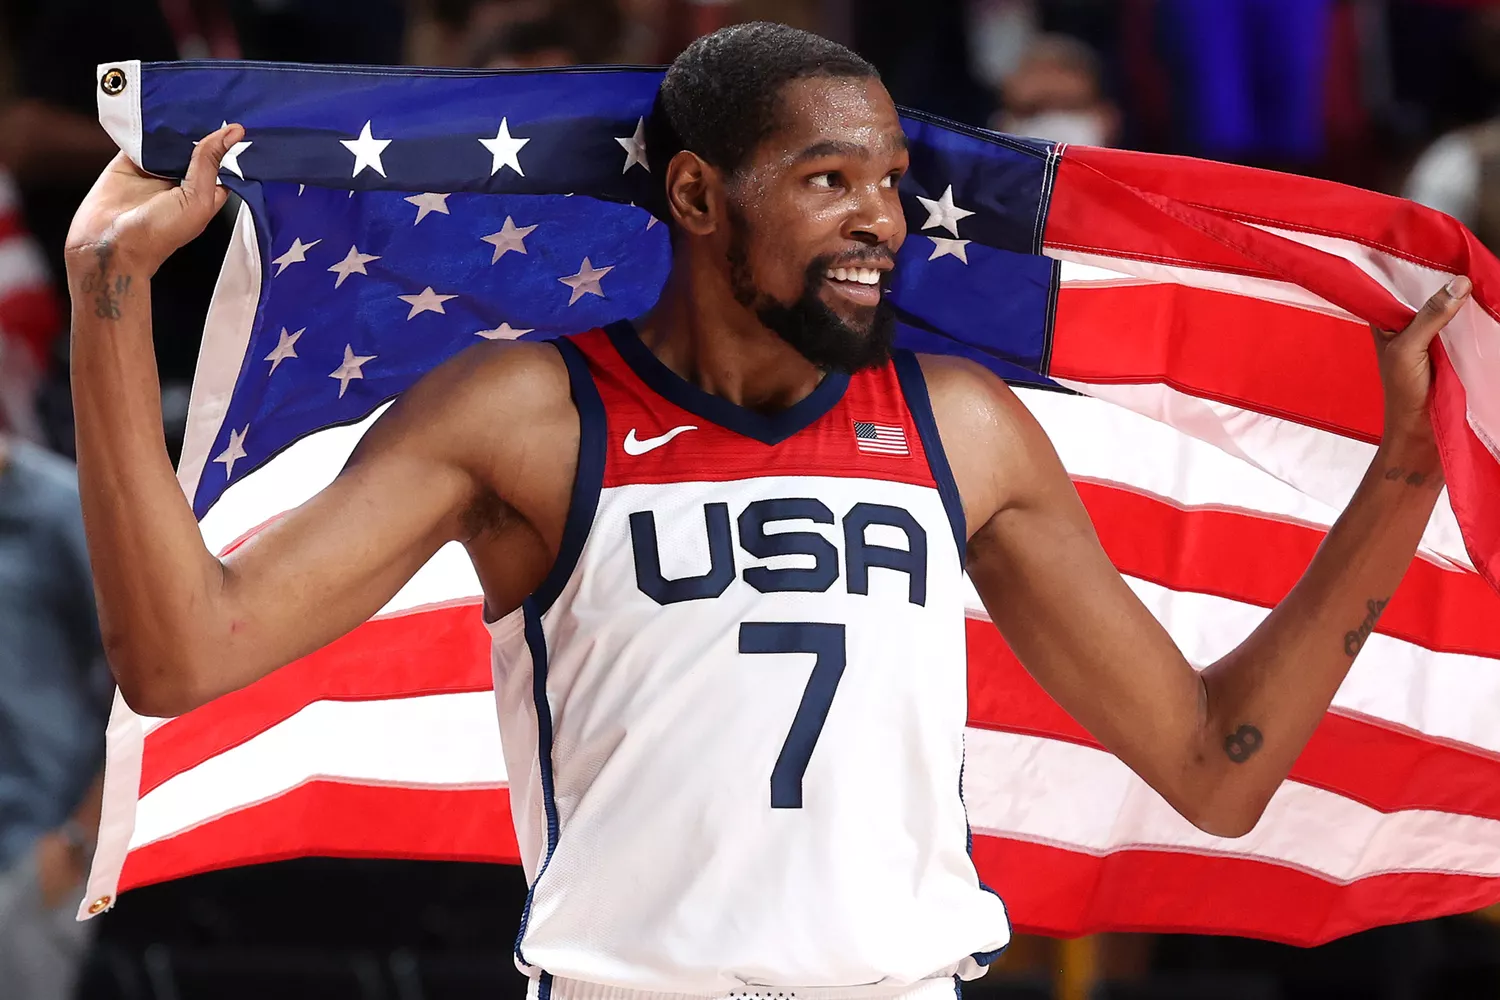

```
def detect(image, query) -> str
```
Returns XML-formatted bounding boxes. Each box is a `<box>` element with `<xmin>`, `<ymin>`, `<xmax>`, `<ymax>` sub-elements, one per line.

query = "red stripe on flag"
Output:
<box><xmin>975</xmin><ymin>835</ymin><xmax>1500</xmax><ymax>946</ymax></box>
<box><xmin>1057</xmin><ymin>145</ymin><xmax>1494</xmax><ymax>293</ymax></box>
<box><xmin>1431</xmin><ymin>343</ymin><xmax>1500</xmax><ymax>594</ymax></box>
<box><xmin>120</xmin><ymin>781</ymin><xmax>519</xmax><ymax>892</ymax></box>
<box><xmin>1075</xmin><ymin>480</ymin><xmax>1500</xmax><ymax>658</ymax></box>
<box><xmin>965</xmin><ymin>621</ymin><xmax>1500</xmax><ymax>822</ymax></box>
<box><xmin>139</xmin><ymin>604</ymin><xmax>491</xmax><ymax>796</ymax></box>
<box><xmin>1052</xmin><ymin>283</ymin><xmax>1383</xmax><ymax>442</ymax></box>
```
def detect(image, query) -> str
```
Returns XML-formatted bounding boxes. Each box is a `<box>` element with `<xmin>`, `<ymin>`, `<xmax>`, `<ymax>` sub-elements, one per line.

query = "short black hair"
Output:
<box><xmin>644</xmin><ymin>23</ymin><xmax>878</xmax><ymax>206</ymax></box>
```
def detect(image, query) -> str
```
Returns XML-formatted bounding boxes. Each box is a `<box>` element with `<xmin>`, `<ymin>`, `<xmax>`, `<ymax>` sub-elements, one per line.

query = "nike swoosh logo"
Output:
<box><xmin>623</xmin><ymin>425</ymin><xmax>698</xmax><ymax>456</ymax></box>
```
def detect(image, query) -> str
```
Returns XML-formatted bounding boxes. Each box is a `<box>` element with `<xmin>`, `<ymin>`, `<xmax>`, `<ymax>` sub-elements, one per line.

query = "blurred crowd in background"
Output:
<box><xmin>0</xmin><ymin>1</ymin><xmax>1498</xmax><ymax>998</ymax></box>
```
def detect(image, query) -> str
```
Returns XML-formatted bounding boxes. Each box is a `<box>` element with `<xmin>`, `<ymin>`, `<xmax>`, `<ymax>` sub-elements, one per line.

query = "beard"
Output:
<box><xmin>726</xmin><ymin>215</ymin><xmax>897</xmax><ymax>375</ymax></box>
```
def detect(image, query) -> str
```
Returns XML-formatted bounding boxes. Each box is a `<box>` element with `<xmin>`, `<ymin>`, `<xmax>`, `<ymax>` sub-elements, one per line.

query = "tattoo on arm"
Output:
<box><xmin>76</xmin><ymin>243</ymin><xmax>133</xmax><ymax>321</ymax></box>
<box><xmin>1343</xmin><ymin>597</ymin><xmax>1389</xmax><ymax>657</ymax></box>
<box><xmin>1223</xmin><ymin>724</ymin><xmax>1264</xmax><ymax>764</ymax></box>
<box><xmin>1382</xmin><ymin>465</ymin><xmax>1445</xmax><ymax>492</ymax></box>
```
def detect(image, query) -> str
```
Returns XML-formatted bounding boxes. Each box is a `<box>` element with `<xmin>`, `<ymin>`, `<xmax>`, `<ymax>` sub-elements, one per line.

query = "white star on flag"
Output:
<box><xmin>927</xmin><ymin>236</ymin><xmax>971</xmax><ymax>264</ymax></box>
<box><xmin>475</xmin><ymin>322</ymin><xmax>534</xmax><ymax>340</ymax></box>
<box><xmin>340</xmin><ymin>121</ymin><xmax>393</xmax><ymax>178</ymax></box>
<box><xmin>482</xmin><ymin>216</ymin><xmax>537</xmax><ymax>263</ymax></box>
<box><xmin>398</xmin><ymin>287</ymin><xmax>458</xmax><ymax>319</ymax></box>
<box><xmin>617</xmin><ymin>117</ymin><xmax>648</xmax><ymax>173</ymax></box>
<box><xmin>559</xmin><ymin>257</ymin><xmax>614</xmax><ymax>305</ymax></box>
<box><xmin>404</xmin><ymin>192</ymin><xmax>451</xmax><ymax>225</ymax></box>
<box><xmin>329</xmin><ymin>345</ymin><xmax>376</xmax><ymax>398</ymax></box>
<box><xmin>916</xmin><ymin>185</ymin><xmax>975</xmax><ymax>237</ymax></box>
<box><xmin>479</xmin><ymin>119</ymin><xmax>529</xmax><ymax>177</ymax></box>
<box><xmin>221</xmin><ymin>136</ymin><xmax>253</xmax><ymax>179</ymax></box>
<box><xmin>213</xmin><ymin>425</ymin><xmax>249</xmax><ymax>478</ymax></box>
<box><xmin>270</xmin><ymin>237</ymin><xmax>321</xmax><ymax>276</ymax></box>
<box><xmin>328</xmin><ymin>245</ymin><xmax>381</xmax><ymax>288</ymax></box>
<box><xmin>264</xmin><ymin>327</ymin><xmax>304</xmax><ymax>373</ymax></box>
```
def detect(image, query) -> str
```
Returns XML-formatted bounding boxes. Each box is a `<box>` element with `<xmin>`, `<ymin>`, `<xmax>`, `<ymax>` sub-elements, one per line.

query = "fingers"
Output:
<box><xmin>181</xmin><ymin>123</ymin><xmax>244</xmax><ymax>209</ymax></box>
<box><xmin>1388</xmin><ymin>275</ymin><xmax>1472</xmax><ymax>351</ymax></box>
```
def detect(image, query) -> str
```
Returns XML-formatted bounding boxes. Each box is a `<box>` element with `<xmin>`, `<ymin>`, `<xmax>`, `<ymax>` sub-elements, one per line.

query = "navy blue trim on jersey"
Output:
<box><xmin>531</xmin><ymin>338</ymin><xmax>607</xmax><ymax>615</ymax></box>
<box><xmin>513</xmin><ymin>602</ymin><xmax>562</xmax><ymax>968</ymax></box>
<box><xmin>537</xmin><ymin>972</ymin><xmax>554</xmax><ymax>1000</ymax></box>
<box><xmin>892</xmin><ymin>350</ymin><xmax>967</xmax><ymax>560</ymax></box>
<box><xmin>960</xmin><ymin>742</ymin><xmax>1010</xmax><ymax>966</ymax></box>
<box><xmin>604</xmin><ymin>320</ymin><xmax>850</xmax><ymax>445</ymax></box>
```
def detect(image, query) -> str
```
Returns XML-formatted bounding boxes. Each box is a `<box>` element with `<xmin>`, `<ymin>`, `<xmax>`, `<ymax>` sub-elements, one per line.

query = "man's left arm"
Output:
<box><xmin>930</xmin><ymin>277</ymin><xmax>1471</xmax><ymax>839</ymax></box>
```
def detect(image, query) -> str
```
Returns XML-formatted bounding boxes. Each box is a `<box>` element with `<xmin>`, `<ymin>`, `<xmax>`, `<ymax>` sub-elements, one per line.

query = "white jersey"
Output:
<box><xmin>488</xmin><ymin>323</ymin><xmax>1010</xmax><ymax>999</ymax></box>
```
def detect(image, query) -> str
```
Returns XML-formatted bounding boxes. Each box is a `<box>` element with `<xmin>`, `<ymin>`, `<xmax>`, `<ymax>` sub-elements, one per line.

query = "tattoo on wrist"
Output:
<box><xmin>76</xmin><ymin>243</ymin><xmax>133</xmax><ymax>321</ymax></box>
<box><xmin>1223</xmin><ymin>724</ymin><xmax>1264</xmax><ymax>764</ymax></box>
<box><xmin>1343</xmin><ymin>597</ymin><xmax>1390</xmax><ymax>657</ymax></box>
<box><xmin>1382</xmin><ymin>465</ymin><xmax>1445</xmax><ymax>492</ymax></box>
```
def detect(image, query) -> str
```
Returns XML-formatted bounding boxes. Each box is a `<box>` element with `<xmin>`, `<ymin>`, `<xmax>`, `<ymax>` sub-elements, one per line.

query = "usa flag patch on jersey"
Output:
<box><xmin>853</xmin><ymin>420</ymin><xmax>910</xmax><ymax>456</ymax></box>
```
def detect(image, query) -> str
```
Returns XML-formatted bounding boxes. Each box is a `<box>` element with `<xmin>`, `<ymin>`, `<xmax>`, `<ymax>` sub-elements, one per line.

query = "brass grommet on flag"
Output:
<box><xmin>87</xmin><ymin>895</ymin><xmax>111</xmax><ymax>915</ymax></box>
<box><xmin>99</xmin><ymin>68</ymin><xmax>127</xmax><ymax>96</ymax></box>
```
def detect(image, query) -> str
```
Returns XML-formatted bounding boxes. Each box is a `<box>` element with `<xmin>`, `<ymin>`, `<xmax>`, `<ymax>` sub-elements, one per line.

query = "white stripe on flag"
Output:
<box><xmin>131</xmin><ymin>692</ymin><xmax>507</xmax><ymax>849</ymax></box>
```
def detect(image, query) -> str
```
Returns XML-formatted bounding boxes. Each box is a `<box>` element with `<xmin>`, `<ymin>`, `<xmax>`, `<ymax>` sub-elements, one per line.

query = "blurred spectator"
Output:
<box><xmin>1405</xmin><ymin>119</ymin><xmax>1500</xmax><ymax>251</ymax></box>
<box><xmin>0</xmin><ymin>1</ymin><xmax>233</xmax><ymax>457</ymax></box>
<box><xmin>855</xmin><ymin>0</ymin><xmax>995</xmax><ymax>126</ymax></box>
<box><xmin>470</xmin><ymin>13</ymin><xmax>581</xmax><ymax>67</ymax></box>
<box><xmin>1401</xmin><ymin>6</ymin><xmax>1500</xmax><ymax>251</ymax></box>
<box><xmin>0</xmin><ymin>435</ymin><xmax>109</xmax><ymax>1000</ymax></box>
<box><xmin>1154</xmin><ymin>0</ymin><xmax>1335</xmax><ymax>166</ymax></box>
<box><xmin>993</xmin><ymin>32</ymin><xmax>1119</xmax><ymax>147</ymax></box>
<box><xmin>0</xmin><ymin>170</ymin><xmax>62</xmax><ymax>445</ymax></box>
<box><xmin>413</xmin><ymin>0</ymin><xmax>621</xmax><ymax>65</ymax></box>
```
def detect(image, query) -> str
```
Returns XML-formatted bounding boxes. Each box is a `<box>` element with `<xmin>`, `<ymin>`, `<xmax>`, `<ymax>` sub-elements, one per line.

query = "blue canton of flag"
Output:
<box><xmin>95</xmin><ymin>60</ymin><xmax>1060</xmax><ymax>520</ymax></box>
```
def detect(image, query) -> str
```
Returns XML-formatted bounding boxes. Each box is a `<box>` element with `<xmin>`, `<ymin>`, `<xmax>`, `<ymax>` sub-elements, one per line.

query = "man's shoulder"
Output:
<box><xmin>408</xmin><ymin>338</ymin><xmax>576</xmax><ymax>425</ymax></box>
<box><xmin>909</xmin><ymin>351</ymin><xmax>1020</xmax><ymax>413</ymax></box>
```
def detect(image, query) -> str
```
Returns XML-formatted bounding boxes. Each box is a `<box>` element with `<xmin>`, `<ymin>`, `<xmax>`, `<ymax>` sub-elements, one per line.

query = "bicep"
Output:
<box><xmin>205</xmin><ymin>387</ymin><xmax>480</xmax><ymax>696</ymax></box>
<box><xmin>942</xmin><ymin>368</ymin><xmax>1206</xmax><ymax>799</ymax></box>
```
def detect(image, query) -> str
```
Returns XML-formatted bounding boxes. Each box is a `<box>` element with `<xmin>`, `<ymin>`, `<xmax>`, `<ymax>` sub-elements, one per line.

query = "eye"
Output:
<box><xmin>809</xmin><ymin>172</ymin><xmax>836</xmax><ymax>189</ymax></box>
<box><xmin>880</xmin><ymin>173</ymin><xmax>899</xmax><ymax>189</ymax></box>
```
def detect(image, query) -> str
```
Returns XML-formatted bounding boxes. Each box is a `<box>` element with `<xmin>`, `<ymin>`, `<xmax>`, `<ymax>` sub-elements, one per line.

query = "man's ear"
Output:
<box><xmin>665</xmin><ymin>150</ymin><xmax>723</xmax><ymax>237</ymax></box>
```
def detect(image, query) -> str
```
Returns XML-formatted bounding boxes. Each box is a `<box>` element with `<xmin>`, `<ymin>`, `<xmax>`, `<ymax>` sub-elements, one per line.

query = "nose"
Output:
<box><xmin>845</xmin><ymin>183</ymin><xmax>903</xmax><ymax>248</ymax></box>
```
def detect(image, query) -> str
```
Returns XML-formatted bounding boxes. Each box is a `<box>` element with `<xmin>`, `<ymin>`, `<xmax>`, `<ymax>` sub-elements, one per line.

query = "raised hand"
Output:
<box><xmin>1372</xmin><ymin>275</ymin><xmax>1472</xmax><ymax>456</ymax></box>
<box><xmin>64</xmin><ymin>123</ymin><xmax>243</xmax><ymax>280</ymax></box>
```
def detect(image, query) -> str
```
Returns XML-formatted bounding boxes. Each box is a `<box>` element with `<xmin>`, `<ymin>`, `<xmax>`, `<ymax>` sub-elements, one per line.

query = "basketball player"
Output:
<box><xmin>64</xmin><ymin>23</ymin><xmax>1469</xmax><ymax>1000</ymax></box>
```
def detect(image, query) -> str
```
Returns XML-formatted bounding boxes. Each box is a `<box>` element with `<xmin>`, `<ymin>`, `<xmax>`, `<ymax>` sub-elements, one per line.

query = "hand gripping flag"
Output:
<box><xmin>81</xmin><ymin>60</ymin><xmax>1500</xmax><ymax>944</ymax></box>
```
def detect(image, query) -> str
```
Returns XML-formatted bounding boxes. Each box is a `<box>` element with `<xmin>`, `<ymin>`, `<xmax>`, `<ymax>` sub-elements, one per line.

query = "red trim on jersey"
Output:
<box><xmin>567</xmin><ymin>328</ymin><xmax>939</xmax><ymax>490</ymax></box>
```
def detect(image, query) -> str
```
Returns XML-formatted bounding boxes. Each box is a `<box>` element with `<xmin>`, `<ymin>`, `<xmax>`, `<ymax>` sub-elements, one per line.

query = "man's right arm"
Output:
<box><xmin>66</xmin><ymin>127</ymin><xmax>568</xmax><ymax>717</ymax></box>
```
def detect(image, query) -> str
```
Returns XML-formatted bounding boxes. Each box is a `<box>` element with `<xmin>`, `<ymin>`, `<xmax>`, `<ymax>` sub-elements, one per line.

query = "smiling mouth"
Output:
<box><xmin>823</xmin><ymin>265</ymin><xmax>885</xmax><ymax>306</ymax></box>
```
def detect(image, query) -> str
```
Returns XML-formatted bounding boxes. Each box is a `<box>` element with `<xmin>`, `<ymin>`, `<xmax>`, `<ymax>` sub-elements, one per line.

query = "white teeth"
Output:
<box><xmin>858</xmin><ymin>268</ymin><xmax>878</xmax><ymax>284</ymax></box>
<box><xmin>827</xmin><ymin>267</ymin><xmax>882</xmax><ymax>285</ymax></box>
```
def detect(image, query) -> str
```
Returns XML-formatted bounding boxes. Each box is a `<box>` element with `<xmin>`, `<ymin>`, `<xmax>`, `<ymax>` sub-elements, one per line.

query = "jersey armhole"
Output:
<box><xmin>892</xmin><ymin>350</ymin><xmax>967</xmax><ymax>561</ymax></box>
<box><xmin>528</xmin><ymin>338</ymin><xmax>607</xmax><ymax>615</ymax></box>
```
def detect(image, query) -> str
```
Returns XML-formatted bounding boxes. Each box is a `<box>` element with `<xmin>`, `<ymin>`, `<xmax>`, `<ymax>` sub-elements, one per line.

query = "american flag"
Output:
<box><xmin>853</xmin><ymin>420</ymin><xmax>909</xmax><ymax>456</ymax></box>
<box><xmin>80</xmin><ymin>59</ymin><xmax>1500</xmax><ymax>944</ymax></box>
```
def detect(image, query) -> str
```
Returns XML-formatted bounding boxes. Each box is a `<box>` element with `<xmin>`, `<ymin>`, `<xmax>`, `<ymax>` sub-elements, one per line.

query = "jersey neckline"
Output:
<box><xmin>603</xmin><ymin>320</ymin><xmax>851</xmax><ymax>446</ymax></box>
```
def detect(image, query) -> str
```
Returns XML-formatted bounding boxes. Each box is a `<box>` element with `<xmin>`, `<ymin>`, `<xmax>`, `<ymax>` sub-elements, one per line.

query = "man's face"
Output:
<box><xmin>722</xmin><ymin>76</ymin><xmax>909</xmax><ymax>373</ymax></box>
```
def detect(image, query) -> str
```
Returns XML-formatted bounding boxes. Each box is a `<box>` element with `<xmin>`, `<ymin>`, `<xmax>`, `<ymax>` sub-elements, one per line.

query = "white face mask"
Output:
<box><xmin>998</xmin><ymin>110</ymin><xmax>1109</xmax><ymax>147</ymax></box>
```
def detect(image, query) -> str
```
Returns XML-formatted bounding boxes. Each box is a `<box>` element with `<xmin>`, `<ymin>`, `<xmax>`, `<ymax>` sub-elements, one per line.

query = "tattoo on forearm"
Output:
<box><xmin>1382</xmin><ymin>465</ymin><xmax>1445</xmax><ymax>492</ymax></box>
<box><xmin>76</xmin><ymin>243</ymin><xmax>133</xmax><ymax>321</ymax></box>
<box><xmin>1223</xmin><ymin>724</ymin><xmax>1264</xmax><ymax>764</ymax></box>
<box><xmin>1343</xmin><ymin>597</ymin><xmax>1390</xmax><ymax>657</ymax></box>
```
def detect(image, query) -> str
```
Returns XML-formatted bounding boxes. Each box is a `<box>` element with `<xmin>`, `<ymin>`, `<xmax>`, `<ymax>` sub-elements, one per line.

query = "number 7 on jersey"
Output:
<box><xmin>739</xmin><ymin>622</ymin><xmax>847</xmax><ymax>808</ymax></box>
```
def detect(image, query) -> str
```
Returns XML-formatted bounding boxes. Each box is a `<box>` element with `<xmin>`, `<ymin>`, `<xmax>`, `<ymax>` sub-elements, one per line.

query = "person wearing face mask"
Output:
<box><xmin>993</xmin><ymin>33</ymin><xmax>1119</xmax><ymax>148</ymax></box>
